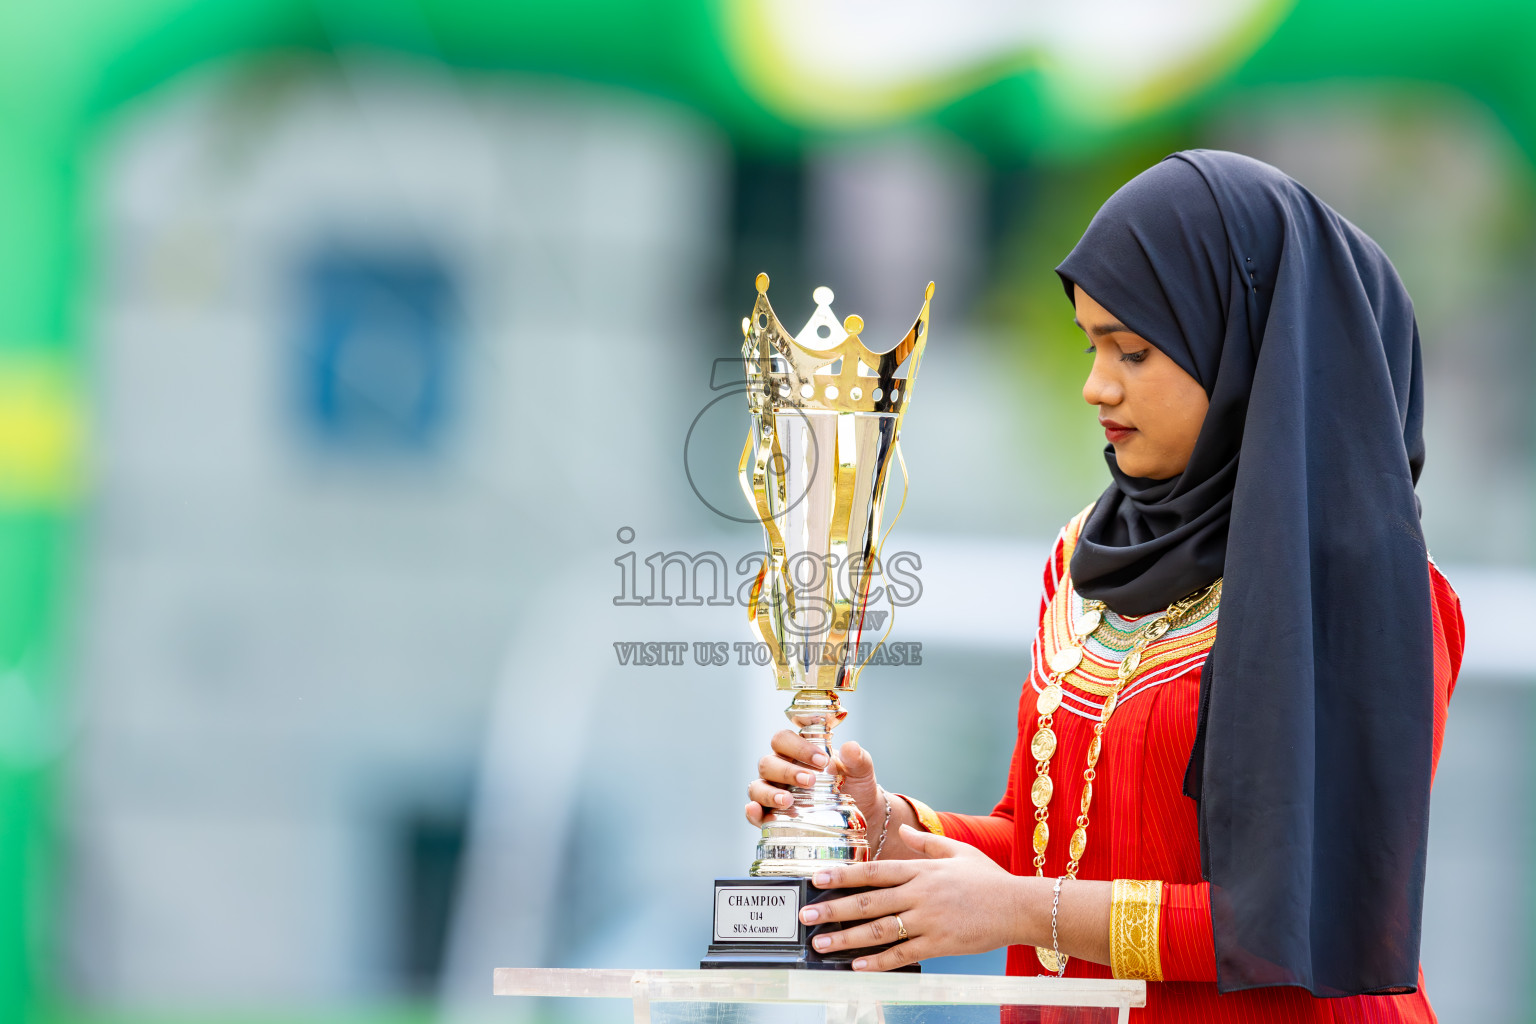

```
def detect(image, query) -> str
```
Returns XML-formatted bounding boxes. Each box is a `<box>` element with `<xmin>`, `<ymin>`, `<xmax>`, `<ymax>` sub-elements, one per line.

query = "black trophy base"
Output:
<box><xmin>701</xmin><ymin>877</ymin><xmax>919</xmax><ymax>972</ymax></box>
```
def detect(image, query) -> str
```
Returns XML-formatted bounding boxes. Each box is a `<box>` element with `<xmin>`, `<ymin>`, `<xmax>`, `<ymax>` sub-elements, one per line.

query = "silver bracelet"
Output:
<box><xmin>871</xmin><ymin>787</ymin><xmax>894</xmax><ymax>860</ymax></box>
<box><xmin>1050</xmin><ymin>875</ymin><xmax>1068</xmax><ymax>978</ymax></box>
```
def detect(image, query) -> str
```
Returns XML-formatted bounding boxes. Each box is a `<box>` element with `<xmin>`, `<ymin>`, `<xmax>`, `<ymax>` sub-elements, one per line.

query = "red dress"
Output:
<box><xmin>910</xmin><ymin>505</ymin><xmax>1465</xmax><ymax>1022</ymax></box>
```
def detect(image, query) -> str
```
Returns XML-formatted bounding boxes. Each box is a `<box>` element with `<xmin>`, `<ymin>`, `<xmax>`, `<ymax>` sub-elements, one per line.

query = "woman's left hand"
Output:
<box><xmin>800</xmin><ymin>823</ymin><xmax>1032</xmax><ymax>971</ymax></box>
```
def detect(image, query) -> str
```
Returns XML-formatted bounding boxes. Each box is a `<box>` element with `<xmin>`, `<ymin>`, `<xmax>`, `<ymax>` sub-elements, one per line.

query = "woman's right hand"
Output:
<box><xmin>744</xmin><ymin>732</ymin><xmax>884</xmax><ymax>838</ymax></box>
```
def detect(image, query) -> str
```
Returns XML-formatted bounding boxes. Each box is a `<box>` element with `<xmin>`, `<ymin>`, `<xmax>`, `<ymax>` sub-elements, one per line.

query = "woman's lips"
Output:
<box><xmin>1101</xmin><ymin>420</ymin><xmax>1136</xmax><ymax>444</ymax></box>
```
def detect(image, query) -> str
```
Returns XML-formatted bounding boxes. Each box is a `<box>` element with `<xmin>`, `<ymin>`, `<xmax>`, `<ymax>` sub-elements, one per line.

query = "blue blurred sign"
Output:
<box><xmin>297</xmin><ymin>247</ymin><xmax>460</xmax><ymax>453</ymax></box>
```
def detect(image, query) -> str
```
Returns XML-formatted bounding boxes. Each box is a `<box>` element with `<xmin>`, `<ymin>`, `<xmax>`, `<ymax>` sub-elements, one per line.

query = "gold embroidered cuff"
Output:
<box><xmin>892</xmin><ymin>793</ymin><xmax>944</xmax><ymax>836</ymax></box>
<box><xmin>1109</xmin><ymin>878</ymin><xmax>1164</xmax><ymax>981</ymax></box>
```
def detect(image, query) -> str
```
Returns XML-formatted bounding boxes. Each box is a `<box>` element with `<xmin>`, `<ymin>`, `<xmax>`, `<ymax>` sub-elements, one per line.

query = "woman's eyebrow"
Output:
<box><xmin>1072</xmin><ymin>317</ymin><xmax>1137</xmax><ymax>337</ymax></box>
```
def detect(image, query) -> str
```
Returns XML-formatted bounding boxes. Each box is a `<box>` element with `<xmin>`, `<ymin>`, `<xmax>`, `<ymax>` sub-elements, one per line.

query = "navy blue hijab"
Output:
<box><xmin>1055</xmin><ymin>150</ymin><xmax>1432</xmax><ymax>996</ymax></box>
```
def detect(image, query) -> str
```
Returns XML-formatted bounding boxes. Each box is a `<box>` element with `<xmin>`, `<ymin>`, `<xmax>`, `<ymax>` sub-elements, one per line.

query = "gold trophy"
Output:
<box><xmin>703</xmin><ymin>273</ymin><xmax>932</xmax><ymax>970</ymax></box>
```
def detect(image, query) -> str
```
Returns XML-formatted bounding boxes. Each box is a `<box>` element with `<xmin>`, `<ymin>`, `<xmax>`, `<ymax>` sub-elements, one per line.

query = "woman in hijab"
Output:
<box><xmin>745</xmin><ymin>149</ymin><xmax>1466</xmax><ymax>1019</ymax></box>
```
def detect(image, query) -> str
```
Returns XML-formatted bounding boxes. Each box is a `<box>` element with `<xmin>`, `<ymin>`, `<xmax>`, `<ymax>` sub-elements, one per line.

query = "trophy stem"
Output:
<box><xmin>750</xmin><ymin>689</ymin><xmax>869</xmax><ymax>877</ymax></box>
<box><xmin>789</xmin><ymin>687</ymin><xmax>842</xmax><ymax>764</ymax></box>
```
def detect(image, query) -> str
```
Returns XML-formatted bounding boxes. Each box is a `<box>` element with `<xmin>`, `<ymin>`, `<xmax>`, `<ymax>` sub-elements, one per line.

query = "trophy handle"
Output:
<box><xmin>750</xmin><ymin>688</ymin><xmax>869</xmax><ymax>877</ymax></box>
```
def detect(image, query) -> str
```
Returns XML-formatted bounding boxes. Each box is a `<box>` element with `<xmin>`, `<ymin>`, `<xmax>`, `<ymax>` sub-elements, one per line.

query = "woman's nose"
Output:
<box><xmin>1083</xmin><ymin>359</ymin><xmax>1122</xmax><ymax>407</ymax></box>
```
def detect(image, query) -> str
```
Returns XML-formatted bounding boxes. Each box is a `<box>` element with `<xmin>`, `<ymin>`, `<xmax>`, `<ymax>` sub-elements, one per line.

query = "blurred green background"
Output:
<box><xmin>1</xmin><ymin>2</ymin><xmax>1534</xmax><ymax>1023</ymax></box>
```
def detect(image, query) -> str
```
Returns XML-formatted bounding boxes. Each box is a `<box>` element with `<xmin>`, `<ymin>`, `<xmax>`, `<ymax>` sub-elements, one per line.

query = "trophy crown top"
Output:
<box><xmin>741</xmin><ymin>273</ymin><xmax>933</xmax><ymax>416</ymax></box>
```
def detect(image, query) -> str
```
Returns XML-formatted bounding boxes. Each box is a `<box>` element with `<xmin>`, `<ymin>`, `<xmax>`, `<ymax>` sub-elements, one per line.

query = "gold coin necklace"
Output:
<box><xmin>1032</xmin><ymin>579</ymin><xmax>1222</xmax><ymax>974</ymax></box>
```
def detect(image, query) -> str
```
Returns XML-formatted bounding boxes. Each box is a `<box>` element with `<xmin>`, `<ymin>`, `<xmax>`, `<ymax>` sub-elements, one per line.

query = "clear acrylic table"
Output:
<box><xmin>494</xmin><ymin>968</ymin><xmax>1146</xmax><ymax>1024</ymax></box>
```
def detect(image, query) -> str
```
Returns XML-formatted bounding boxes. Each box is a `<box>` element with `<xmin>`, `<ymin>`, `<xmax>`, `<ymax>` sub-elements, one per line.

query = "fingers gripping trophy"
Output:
<box><xmin>702</xmin><ymin>273</ymin><xmax>933</xmax><ymax>970</ymax></box>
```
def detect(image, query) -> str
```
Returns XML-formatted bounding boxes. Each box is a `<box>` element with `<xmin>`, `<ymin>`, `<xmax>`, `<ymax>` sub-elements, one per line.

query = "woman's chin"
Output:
<box><xmin>1111</xmin><ymin>446</ymin><xmax>1147</xmax><ymax>476</ymax></box>
<box><xmin>1114</xmin><ymin>451</ymin><xmax>1181</xmax><ymax>480</ymax></box>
